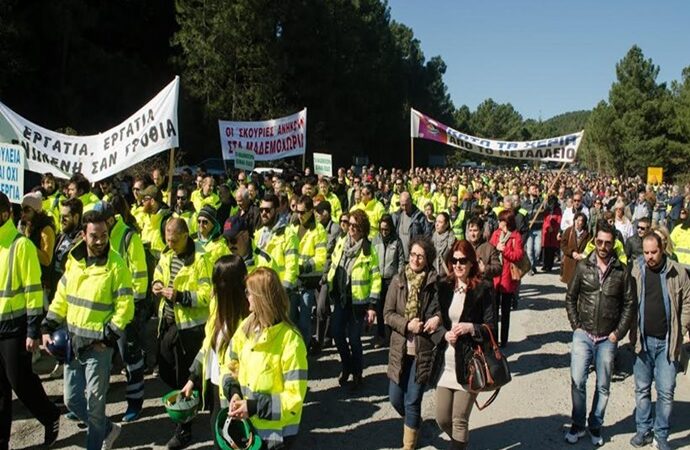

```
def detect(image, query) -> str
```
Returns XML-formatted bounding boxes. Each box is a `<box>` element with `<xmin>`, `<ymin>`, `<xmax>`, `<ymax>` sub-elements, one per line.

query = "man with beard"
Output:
<box><xmin>53</xmin><ymin>198</ymin><xmax>83</xmax><ymax>293</ymax></box>
<box><xmin>223</xmin><ymin>216</ymin><xmax>256</xmax><ymax>273</ymax></box>
<box><xmin>41</xmin><ymin>173</ymin><xmax>63</xmax><ymax>232</ymax></box>
<box><xmin>140</xmin><ymin>186</ymin><xmax>172</xmax><ymax>260</ymax></box>
<box><xmin>628</xmin><ymin>233</ymin><xmax>690</xmax><ymax>450</ymax></box>
<box><xmin>42</xmin><ymin>210</ymin><xmax>134</xmax><ymax>450</ymax></box>
<box><xmin>96</xmin><ymin>201</ymin><xmax>148</xmax><ymax>423</ymax></box>
<box><xmin>564</xmin><ymin>221</ymin><xmax>634</xmax><ymax>446</ymax></box>
<box><xmin>0</xmin><ymin>192</ymin><xmax>61</xmax><ymax>450</ymax></box>
<box><xmin>253</xmin><ymin>193</ymin><xmax>299</xmax><ymax>291</ymax></box>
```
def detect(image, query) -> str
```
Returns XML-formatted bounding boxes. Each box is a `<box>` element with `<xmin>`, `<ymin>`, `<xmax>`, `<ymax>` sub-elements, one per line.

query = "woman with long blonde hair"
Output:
<box><xmin>223</xmin><ymin>268</ymin><xmax>308</xmax><ymax>450</ymax></box>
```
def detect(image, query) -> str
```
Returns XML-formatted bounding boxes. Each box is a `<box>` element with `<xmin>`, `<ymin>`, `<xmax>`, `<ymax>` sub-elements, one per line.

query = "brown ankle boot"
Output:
<box><xmin>403</xmin><ymin>424</ymin><xmax>419</xmax><ymax>450</ymax></box>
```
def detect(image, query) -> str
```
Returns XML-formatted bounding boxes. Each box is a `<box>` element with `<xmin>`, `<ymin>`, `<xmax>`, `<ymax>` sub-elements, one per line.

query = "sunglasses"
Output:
<box><xmin>449</xmin><ymin>256</ymin><xmax>469</xmax><ymax>266</ymax></box>
<box><xmin>177</xmin><ymin>196</ymin><xmax>187</xmax><ymax>200</ymax></box>
<box><xmin>637</xmin><ymin>226</ymin><xmax>648</xmax><ymax>231</ymax></box>
<box><xmin>595</xmin><ymin>239</ymin><xmax>613</xmax><ymax>248</ymax></box>
<box><xmin>349</xmin><ymin>222</ymin><xmax>361</xmax><ymax>230</ymax></box>
<box><xmin>198</xmin><ymin>219</ymin><xmax>210</xmax><ymax>225</ymax></box>
<box><xmin>260</xmin><ymin>207</ymin><xmax>273</xmax><ymax>213</ymax></box>
<box><xmin>340</xmin><ymin>219</ymin><xmax>349</xmax><ymax>224</ymax></box>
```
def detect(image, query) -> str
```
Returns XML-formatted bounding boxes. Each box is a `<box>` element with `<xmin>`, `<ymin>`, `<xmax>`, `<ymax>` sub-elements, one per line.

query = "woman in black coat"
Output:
<box><xmin>433</xmin><ymin>239</ymin><xmax>494</xmax><ymax>450</ymax></box>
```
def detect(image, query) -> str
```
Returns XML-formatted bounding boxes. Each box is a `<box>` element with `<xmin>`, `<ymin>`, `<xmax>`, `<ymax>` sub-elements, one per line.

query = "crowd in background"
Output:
<box><xmin>2</xmin><ymin>161</ymin><xmax>690</xmax><ymax>450</ymax></box>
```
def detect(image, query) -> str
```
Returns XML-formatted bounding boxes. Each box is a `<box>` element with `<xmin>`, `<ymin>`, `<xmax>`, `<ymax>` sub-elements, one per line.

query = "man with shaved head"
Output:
<box><xmin>153</xmin><ymin>217</ymin><xmax>213</xmax><ymax>448</ymax></box>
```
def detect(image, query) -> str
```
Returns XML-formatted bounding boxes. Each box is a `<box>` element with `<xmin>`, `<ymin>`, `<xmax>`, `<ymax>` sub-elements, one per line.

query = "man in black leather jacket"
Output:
<box><xmin>563</xmin><ymin>220</ymin><xmax>635</xmax><ymax>447</ymax></box>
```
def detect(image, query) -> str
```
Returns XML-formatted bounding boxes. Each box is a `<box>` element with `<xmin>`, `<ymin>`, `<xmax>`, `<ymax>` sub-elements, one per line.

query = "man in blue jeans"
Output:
<box><xmin>564</xmin><ymin>221</ymin><xmax>635</xmax><ymax>446</ymax></box>
<box><xmin>521</xmin><ymin>183</ymin><xmax>543</xmax><ymax>274</ymax></box>
<box><xmin>629</xmin><ymin>233</ymin><xmax>690</xmax><ymax>450</ymax></box>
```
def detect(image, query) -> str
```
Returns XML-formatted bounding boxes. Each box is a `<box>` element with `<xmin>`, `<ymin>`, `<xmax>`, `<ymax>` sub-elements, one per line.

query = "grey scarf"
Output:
<box><xmin>335</xmin><ymin>236</ymin><xmax>364</xmax><ymax>305</ymax></box>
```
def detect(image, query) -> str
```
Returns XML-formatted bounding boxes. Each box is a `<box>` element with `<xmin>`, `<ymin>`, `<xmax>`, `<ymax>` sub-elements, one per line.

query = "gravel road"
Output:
<box><xmin>10</xmin><ymin>270</ymin><xmax>690</xmax><ymax>449</ymax></box>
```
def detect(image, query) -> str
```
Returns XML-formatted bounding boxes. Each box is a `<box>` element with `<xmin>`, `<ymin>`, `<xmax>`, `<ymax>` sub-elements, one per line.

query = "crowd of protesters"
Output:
<box><xmin>1</xmin><ymin>161</ymin><xmax>690</xmax><ymax>450</ymax></box>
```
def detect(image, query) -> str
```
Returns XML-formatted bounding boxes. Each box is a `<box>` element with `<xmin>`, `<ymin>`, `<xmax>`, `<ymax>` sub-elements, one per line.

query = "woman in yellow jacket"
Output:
<box><xmin>223</xmin><ymin>268</ymin><xmax>308</xmax><ymax>450</ymax></box>
<box><xmin>180</xmin><ymin>255</ymin><xmax>249</xmax><ymax>448</ymax></box>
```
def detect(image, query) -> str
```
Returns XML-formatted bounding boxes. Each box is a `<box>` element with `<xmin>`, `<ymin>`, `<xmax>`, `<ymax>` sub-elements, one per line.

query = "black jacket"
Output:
<box><xmin>565</xmin><ymin>253</ymin><xmax>635</xmax><ymax>339</ymax></box>
<box><xmin>434</xmin><ymin>279</ymin><xmax>494</xmax><ymax>385</ymax></box>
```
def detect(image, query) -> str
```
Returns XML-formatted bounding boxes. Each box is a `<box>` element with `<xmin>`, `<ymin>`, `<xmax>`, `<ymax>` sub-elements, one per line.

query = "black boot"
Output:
<box><xmin>166</xmin><ymin>423</ymin><xmax>192</xmax><ymax>449</ymax></box>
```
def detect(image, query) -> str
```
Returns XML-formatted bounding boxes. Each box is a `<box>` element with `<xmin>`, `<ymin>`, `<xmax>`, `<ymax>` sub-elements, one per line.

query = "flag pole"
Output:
<box><xmin>166</xmin><ymin>147</ymin><xmax>176</xmax><ymax>206</ymax></box>
<box><xmin>528</xmin><ymin>161</ymin><xmax>568</xmax><ymax>230</ymax></box>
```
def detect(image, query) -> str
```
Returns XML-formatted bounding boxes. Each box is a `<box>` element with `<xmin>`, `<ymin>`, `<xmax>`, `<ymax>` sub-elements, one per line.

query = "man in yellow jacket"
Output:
<box><xmin>97</xmin><ymin>201</ymin><xmax>148</xmax><ymax>423</ymax></box>
<box><xmin>293</xmin><ymin>195</ymin><xmax>328</xmax><ymax>345</ymax></box>
<box><xmin>152</xmin><ymin>218</ymin><xmax>212</xmax><ymax>449</ymax></box>
<box><xmin>253</xmin><ymin>193</ymin><xmax>299</xmax><ymax>291</ymax></box>
<box><xmin>42</xmin><ymin>209</ymin><xmax>134</xmax><ymax>450</ymax></box>
<box><xmin>0</xmin><ymin>192</ymin><xmax>61</xmax><ymax>450</ymax></box>
<box><xmin>350</xmin><ymin>184</ymin><xmax>385</xmax><ymax>241</ymax></box>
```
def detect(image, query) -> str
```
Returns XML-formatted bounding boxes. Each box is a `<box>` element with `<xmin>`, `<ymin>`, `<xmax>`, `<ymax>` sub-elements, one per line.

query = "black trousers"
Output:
<box><xmin>376</xmin><ymin>279</ymin><xmax>392</xmax><ymax>340</ymax></box>
<box><xmin>0</xmin><ymin>336</ymin><xmax>60</xmax><ymax>449</ymax></box>
<box><xmin>157</xmin><ymin>321</ymin><xmax>205</xmax><ymax>390</ymax></box>
<box><xmin>493</xmin><ymin>292</ymin><xmax>513</xmax><ymax>346</ymax></box>
<box><xmin>542</xmin><ymin>247</ymin><xmax>558</xmax><ymax>271</ymax></box>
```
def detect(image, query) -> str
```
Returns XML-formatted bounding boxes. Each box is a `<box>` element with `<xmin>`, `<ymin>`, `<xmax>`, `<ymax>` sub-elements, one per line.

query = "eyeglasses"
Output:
<box><xmin>595</xmin><ymin>239</ymin><xmax>613</xmax><ymax>248</ymax></box>
<box><xmin>349</xmin><ymin>222</ymin><xmax>361</xmax><ymax>230</ymax></box>
<box><xmin>450</xmin><ymin>256</ymin><xmax>469</xmax><ymax>266</ymax></box>
<box><xmin>409</xmin><ymin>251</ymin><xmax>426</xmax><ymax>260</ymax></box>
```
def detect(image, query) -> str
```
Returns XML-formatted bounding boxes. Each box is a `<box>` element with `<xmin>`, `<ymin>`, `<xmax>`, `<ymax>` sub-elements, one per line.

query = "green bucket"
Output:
<box><xmin>215</xmin><ymin>407</ymin><xmax>263</xmax><ymax>450</ymax></box>
<box><xmin>162</xmin><ymin>390</ymin><xmax>200</xmax><ymax>424</ymax></box>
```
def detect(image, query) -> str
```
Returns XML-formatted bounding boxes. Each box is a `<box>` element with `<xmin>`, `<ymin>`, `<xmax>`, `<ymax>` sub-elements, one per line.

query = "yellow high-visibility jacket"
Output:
<box><xmin>153</xmin><ymin>239</ymin><xmax>212</xmax><ymax>330</ymax></box>
<box><xmin>350</xmin><ymin>198</ymin><xmax>386</xmax><ymax>240</ymax></box>
<box><xmin>253</xmin><ymin>222</ymin><xmax>299</xmax><ymax>290</ymax></box>
<box><xmin>46</xmin><ymin>242</ymin><xmax>134</xmax><ymax>348</ymax></box>
<box><xmin>110</xmin><ymin>217</ymin><xmax>148</xmax><ymax>302</ymax></box>
<box><xmin>327</xmin><ymin>238</ymin><xmax>382</xmax><ymax>306</ymax></box>
<box><xmin>671</xmin><ymin>225</ymin><xmax>690</xmax><ymax>267</ymax></box>
<box><xmin>0</xmin><ymin>219</ymin><xmax>43</xmax><ymax>338</ymax></box>
<box><xmin>225</xmin><ymin>318</ymin><xmax>308</xmax><ymax>449</ymax></box>
<box><xmin>297</xmin><ymin>223</ymin><xmax>328</xmax><ymax>274</ymax></box>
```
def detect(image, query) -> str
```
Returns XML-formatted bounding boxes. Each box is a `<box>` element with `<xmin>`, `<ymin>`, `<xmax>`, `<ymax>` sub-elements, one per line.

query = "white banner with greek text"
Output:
<box><xmin>219</xmin><ymin>108</ymin><xmax>307</xmax><ymax>161</ymax></box>
<box><xmin>411</xmin><ymin>108</ymin><xmax>582</xmax><ymax>163</ymax></box>
<box><xmin>0</xmin><ymin>77</ymin><xmax>179</xmax><ymax>182</ymax></box>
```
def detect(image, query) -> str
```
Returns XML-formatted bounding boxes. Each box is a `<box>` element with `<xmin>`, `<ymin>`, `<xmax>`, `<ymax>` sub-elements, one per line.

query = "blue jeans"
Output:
<box><xmin>331</xmin><ymin>302</ymin><xmax>367</xmax><ymax>377</ymax></box>
<box><xmin>290</xmin><ymin>290</ymin><xmax>315</xmax><ymax>343</ymax></box>
<box><xmin>526</xmin><ymin>229</ymin><xmax>542</xmax><ymax>269</ymax></box>
<box><xmin>64</xmin><ymin>345</ymin><xmax>115</xmax><ymax>450</ymax></box>
<box><xmin>389</xmin><ymin>355</ymin><xmax>425</xmax><ymax>429</ymax></box>
<box><xmin>570</xmin><ymin>329</ymin><xmax>617</xmax><ymax>430</ymax></box>
<box><xmin>634</xmin><ymin>335</ymin><xmax>678</xmax><ymax>440</ymax></box>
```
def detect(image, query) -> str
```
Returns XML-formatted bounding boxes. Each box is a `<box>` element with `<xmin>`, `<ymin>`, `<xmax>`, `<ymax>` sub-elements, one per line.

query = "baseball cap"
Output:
<box><xmin>223</xmin><ymin>216</ymin><xmax>248</xmax><ymax>240</ymax></box>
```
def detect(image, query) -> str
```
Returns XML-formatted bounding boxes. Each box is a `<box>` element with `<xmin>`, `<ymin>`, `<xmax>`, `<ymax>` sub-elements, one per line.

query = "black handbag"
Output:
<box><xmin>466</xmin><ymin>324</ymin><xmax>512</xmax><ymax>410</ymax></box>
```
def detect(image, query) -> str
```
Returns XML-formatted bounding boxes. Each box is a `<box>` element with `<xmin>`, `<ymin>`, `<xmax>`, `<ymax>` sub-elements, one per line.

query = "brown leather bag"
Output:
<box><xmin>466</xmin><ymin>324</ymin><xmax>512</xmax><ymax>410</ymax></box>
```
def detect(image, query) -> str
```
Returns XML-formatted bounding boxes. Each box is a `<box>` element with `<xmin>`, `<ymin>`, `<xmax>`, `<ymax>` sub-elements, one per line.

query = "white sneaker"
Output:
<box><xmin>589</xmin><ymin>428</ymin><xmax>603</xmax><ymax>446</ymax></box>
<box><xmin>101</xmin><ymin>422</ymin><xmax>121</xmax><ymax>450</ymax></box>
<box><xmin>564</xmin><ymin>426</ymin><xmax>586</xmax><ymax>444</ymax></box>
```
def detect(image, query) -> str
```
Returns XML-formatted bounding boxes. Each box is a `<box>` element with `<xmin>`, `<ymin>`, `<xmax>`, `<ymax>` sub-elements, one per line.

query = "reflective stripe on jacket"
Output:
<box><xmin>228</xmin><ymin>319</ymin><xmax>308</xmax><ymax>449</ymax></box>
<box><xmin>154</xmin><ymin>241</ymin><xmax>212</xmax><ymax>330</ymax></box>
<box><xmin>110</xmin><ymin>217</ymin><xmax>148</xmax><ymax>302</ymax></box>
<box><xmin>253</xmin><ymin>225</ymin><xmax>299</xmax><ymax>290</ymax></box>
<box><xmin>327</xmin><ymin>239</ymin><xmax>382</xmax><ymax>305</ymax></box>
<box><xmin>47</xmin><ymin>243</ymin><xmax>134</xmax><ymax>345</ymax></box>
<box><xmin>0</xmin><ymin>219</ymin><xmax>43</xmax><ymax>338</ymax></box>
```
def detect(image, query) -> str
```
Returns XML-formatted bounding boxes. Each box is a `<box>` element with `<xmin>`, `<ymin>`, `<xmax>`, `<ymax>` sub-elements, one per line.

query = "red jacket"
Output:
<box><xmin>489</xmin><ymin>229</ymin><xmax>524</xmax><ymax>294</ymax></box>
<box><xmin>542</xmin><ymin>207</ymin><xmax>562</xmax><ymax>248</ymax></box>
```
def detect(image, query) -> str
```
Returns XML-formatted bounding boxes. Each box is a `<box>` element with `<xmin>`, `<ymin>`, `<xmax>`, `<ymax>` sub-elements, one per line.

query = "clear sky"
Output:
<box><xmin>388</xmin><ymin>1</ymin><xmax>690</xmax><ymax>120</ymax></box>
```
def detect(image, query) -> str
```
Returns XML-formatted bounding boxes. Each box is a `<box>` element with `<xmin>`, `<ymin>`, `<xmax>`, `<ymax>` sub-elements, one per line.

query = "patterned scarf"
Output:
<box><xmin>404</xmin><ymin>264</ymin><xmax>427</xmax><ymax>320</ymax></box>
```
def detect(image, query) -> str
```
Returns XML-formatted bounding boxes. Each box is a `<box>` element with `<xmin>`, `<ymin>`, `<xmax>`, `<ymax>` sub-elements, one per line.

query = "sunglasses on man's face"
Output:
<box><xmin>198</xmin><ymin>219</ymin><xmax>210</xmax><ymax>225</ymax></box>
<box><xmin>595</xmin><ymin>239</ymin><xmax>613</xmax><ymax>248</ymax></box>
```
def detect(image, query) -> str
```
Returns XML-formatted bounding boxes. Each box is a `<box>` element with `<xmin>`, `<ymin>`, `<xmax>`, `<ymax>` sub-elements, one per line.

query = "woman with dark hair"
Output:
<box><xmin>432</xmin><ymin>211</ymin><xmax>456</xmax><ymax>275</ymax></box>
<box><xmin>180</xmin><ymin>255</ymin><xmax>249</xmax><ymax>448</ymax></box>
<box><xmin>434</xmin><ymin>240</ymin><xmax>494</xmax><ymax>450</ymax></box>
<box><xmin>489</xmin><ymin>209</ymin><xmax>524</xmax><ymax>347</ymax></box>
<box><xmin>327</xmin><ymin>209</ymin><xmax>381</xmax><ymax>391</ymax></box>
<box><xmin>541</xmin><ymin>195</ymin><xmax>562</xmax><ymax>272</ymax></box>
<box><xmin>560</xmin><ymin>212</ymin><xmax>589</xmax><ymax>286</ymax></box>
<box><xmin>110</xmin><ymin>194</ymin><xmax>141</xmax><ymax>233</ymax></box>
<box><xmin>384</xmin><ymin>236</ymin><xmax>441</xmax><ymax>449</ymax></box>
<box><xmin>372</xmin><ymin>213</ymin><xmax>405</xmax><ymax>347</ymax></box>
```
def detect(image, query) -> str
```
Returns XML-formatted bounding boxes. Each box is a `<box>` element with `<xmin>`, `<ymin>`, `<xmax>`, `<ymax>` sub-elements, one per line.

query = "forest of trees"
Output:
<box><xmin>0</xmin><ymin>2</ymin><xmax>688</xmax><ymax>178</ymax></box>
